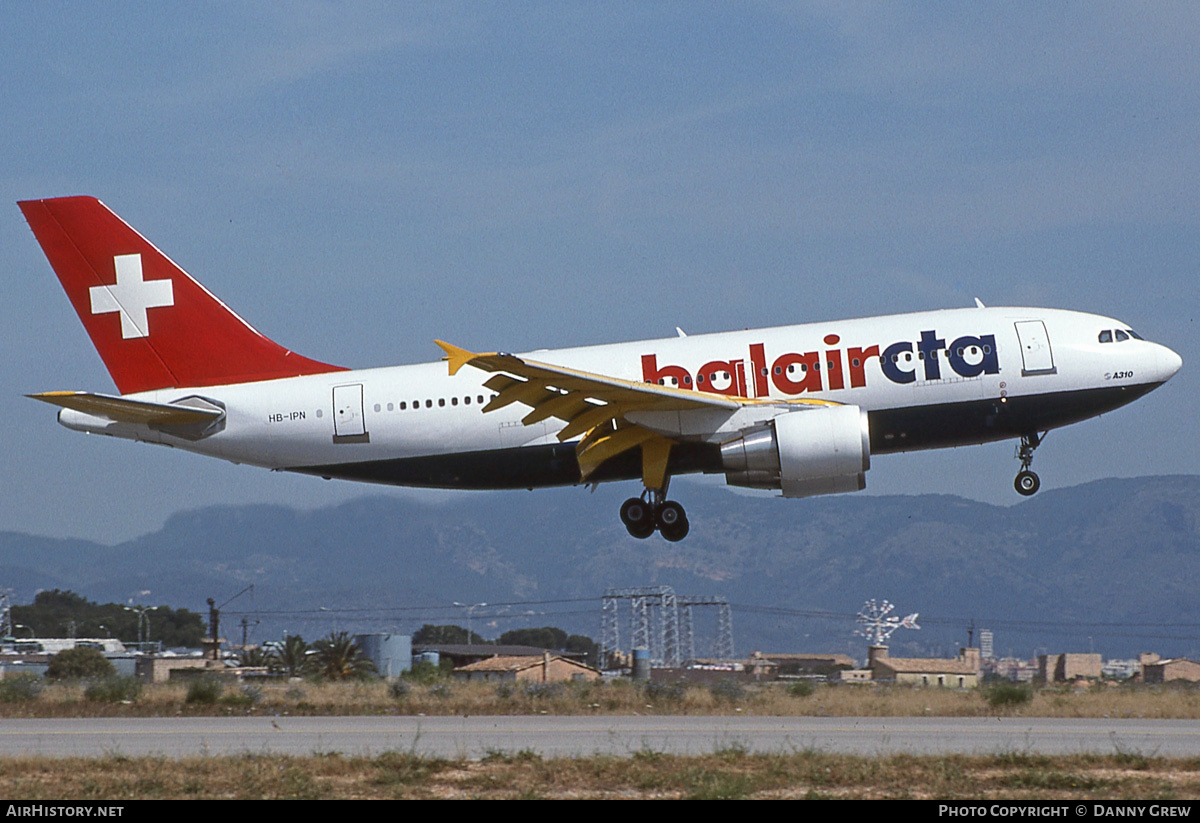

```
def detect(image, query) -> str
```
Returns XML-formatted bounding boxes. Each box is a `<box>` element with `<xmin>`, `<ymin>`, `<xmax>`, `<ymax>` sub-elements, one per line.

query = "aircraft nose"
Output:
<box><xmin>1161</xmin><ymin>345</ymin><xmax>1180</xmax><ymax>381</ymax></box>
<box><xmin>1159</xmin><ymin>344</ymin><xmax>1183</xmax><ymax>381</ymax></box>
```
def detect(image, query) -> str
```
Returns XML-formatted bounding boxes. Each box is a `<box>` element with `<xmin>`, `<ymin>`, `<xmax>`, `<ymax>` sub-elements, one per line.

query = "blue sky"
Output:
<box><xmin>2</xmin><ymin>2</ymin><xmax>1197</xmax><ymax>543</ymax></box>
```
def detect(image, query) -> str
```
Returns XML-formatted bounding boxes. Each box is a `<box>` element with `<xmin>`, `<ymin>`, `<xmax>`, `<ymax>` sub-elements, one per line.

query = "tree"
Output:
<box><xmin>412</xmin><ymin>624</ymin><xmax>485</xmax><ymax>645</ymax></box>
<box><xmin>11</xmin><ymin>589</ymin><xmax>204</xmax><ymax>646</ymax></box>
<box><xmin>497</xmin><ymin>627</ymin><xmax>568</xmax><ymax>649</ymax></box>
<box><xmin>311</xmin><ymin>631</ymin><xmax>376</xmax><ymax>680</ymax></box>
<box><xmin>269</xmin><ymin>635</ymin><xmax>311</xmax><ymax>678</ymax></box>
<box><xmin>238</xmin><ymin>647</ymin><xmax>271</xmax><ymax>667</ymax></box>
<box><xmin>45</xmin><ymin>647</ymin><xmax>116</xmax><ymax>681</ymax></box>
<box><xmin>495</xmin><ymin>627</ymin><xmax>599</xmax><ymax>666</ymax></box>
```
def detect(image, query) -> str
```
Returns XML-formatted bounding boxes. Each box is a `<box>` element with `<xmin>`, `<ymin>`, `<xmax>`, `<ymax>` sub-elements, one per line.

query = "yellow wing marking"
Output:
<box><xmin>434</xmin><ymin>340</ymin><xmax>839</xmax><ymax>487</ymax></box>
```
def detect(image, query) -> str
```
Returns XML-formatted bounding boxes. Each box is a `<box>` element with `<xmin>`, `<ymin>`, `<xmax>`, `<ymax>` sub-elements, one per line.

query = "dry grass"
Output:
<box><xmin>2</xmin><ymin>677</ymin><xmax>1198</xmax><ymax>719</ymax></box>
<box><xmin>0</xmin><ymin>750</ymin><xmax>1197</xmax><ymax>799</ymax></box>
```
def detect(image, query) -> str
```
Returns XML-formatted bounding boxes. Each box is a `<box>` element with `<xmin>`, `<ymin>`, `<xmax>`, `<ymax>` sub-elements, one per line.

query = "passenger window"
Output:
<box><xmin>425</xmin><ymin>400</ymin><xmax>432</xmax><ymax>408</ymax></box>
<box><xmin>1115</xmin><ymin>329</ymin><xmax>1129</xmax><ymax>342</ymax></box>
<box><xmin>438</xmin><ymin>398</ymin><xmax>445</xmax><ymax>407</ymax></box>
<box><xmin>451</xmin><ymin>397</ymin><xmax>458</xmax><ymax>406</ymax></box>
<box><xmin>1098</xmin><ymin>330</ymin><xmax>1113</xmax><ymax>343</ymax></box>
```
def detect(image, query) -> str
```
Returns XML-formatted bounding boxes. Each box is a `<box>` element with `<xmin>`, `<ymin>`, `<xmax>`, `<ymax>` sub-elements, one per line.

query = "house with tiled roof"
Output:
<box><xmin>452</xmin><ymin>652</ymin><xmax>600</xmax><ymax>684</ymax></box>
<box><xmin>866</xmin><ymin>645</ymin><xmax>980</xmax><ymax>689</ymax></box>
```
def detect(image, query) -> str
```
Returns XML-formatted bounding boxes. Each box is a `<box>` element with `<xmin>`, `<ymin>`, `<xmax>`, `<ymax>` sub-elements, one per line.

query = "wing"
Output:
<box><xmin>435</xmin><ymin>340</ymin><xmax>835</xmax><ymax>489</ymax></box>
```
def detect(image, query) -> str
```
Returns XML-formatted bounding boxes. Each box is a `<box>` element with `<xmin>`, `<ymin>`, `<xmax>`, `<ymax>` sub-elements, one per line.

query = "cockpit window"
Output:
<box><xmin>1098</xmin><ymin>330</ymin><xmax>1113</xmax><ymax>343</ymax></box>
<box><xmin>1126</xmin><ymin>329</ymin><xmax>1144</xmax><ymax>340</ymax></box>
<box><xmin>1115</xmin><ymin>329</ymin><xmax>1129</xmax><ymax>342</ymax></box>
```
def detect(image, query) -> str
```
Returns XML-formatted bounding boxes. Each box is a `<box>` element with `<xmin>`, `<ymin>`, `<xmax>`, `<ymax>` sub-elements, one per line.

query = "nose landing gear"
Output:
<box><xmin>1014</xmin><ymin>432</ymin><xmax>1043</xmax><ymax>496</ymax></box>
<box><xmin>620</xmin><ymin>489</ymin><xmax>690</xmax><ymax>542</ymax></box>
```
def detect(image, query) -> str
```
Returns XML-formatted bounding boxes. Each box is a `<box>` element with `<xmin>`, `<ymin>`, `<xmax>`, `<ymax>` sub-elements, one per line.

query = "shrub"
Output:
<box><xmin>403</xmin><ymin>660</ymin><xmax>442</xmax><ymax>684</ymax></box>
<box><xmin>84</xmin><ymin>676</ymin><xmax>142</xmax><ymax>703</ymax></box>
<box><xmin>185</xmin><ymin>677</ymin><xmax>224</xmax><ymax>704</ymax></box>
<box><xmin>709</xmin><ymin>679</ymin><xmax>746</xmax><ymax>703</ymax></box>
<box><xmin>45</xmin><ymin>647</ymin><xmax>116</xmax><ymax>681</ymax></box>
<box><xmin>986</xmin><ymin>681</ymin><xmax>1033</xmax><ymax>708</ymax></box>
<box><xmin>0</xmin><ymin>675</ymin><xmax>43</xmax><ymax>703</ymax></box>
<box><xmin>523</xmin><ymin>682</ymin><xmax>564</xmax><ymax>700</ymax></box>
<box><xmin>643</xmin><ymin>681</ymin><xmax>686</xmax><ymax>702</ymax></box>
<box><xmin>222</xmin><ymin>684</ymin><xmax>262</xmax><ymax>707</ymax></box>
<box><xmin>388</xmin><ymin>680</ymin><xmax>411</xmax><ymax>700</ymax></box>
<box><xmin>787</xmin><ymin>681</ymin><xmax>816</xmax><ymax>698</ymax></box>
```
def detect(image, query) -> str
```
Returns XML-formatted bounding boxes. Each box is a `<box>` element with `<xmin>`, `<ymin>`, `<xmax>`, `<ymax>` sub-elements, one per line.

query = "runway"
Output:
<box><xmin>2</xmin><ymin>716</ymin><xmax>1197</xmax><ymax>759</ymax></box>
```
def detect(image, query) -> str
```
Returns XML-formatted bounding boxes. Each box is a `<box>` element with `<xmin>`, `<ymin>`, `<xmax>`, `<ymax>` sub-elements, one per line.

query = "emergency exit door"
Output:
<box><xmin>1014</xmin><ymin>320</ymin><xmax>1056</xmax><ymax>376</ymax></box>
<box><xmin>332</xmin><ymin>383</ymin><xmax>370</xmax><ymax>443</ymax></box>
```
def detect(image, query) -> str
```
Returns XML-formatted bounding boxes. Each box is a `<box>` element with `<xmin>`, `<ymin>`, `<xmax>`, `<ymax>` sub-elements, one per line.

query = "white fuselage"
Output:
<box><xmin>60</xmin><ymin>306</ymin><xmax>1182</xmax><ymax>489</ymax></box>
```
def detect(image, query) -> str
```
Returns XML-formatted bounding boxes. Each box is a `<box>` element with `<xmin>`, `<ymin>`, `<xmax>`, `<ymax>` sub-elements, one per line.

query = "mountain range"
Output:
<box><xmin>2</xmin><ymin>475</ymin><xmax>1197</xmax><ymax>662</ymax></box>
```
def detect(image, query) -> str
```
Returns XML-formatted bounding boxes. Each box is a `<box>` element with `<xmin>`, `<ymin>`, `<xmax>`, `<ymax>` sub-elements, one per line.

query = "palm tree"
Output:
<box><xmin>238</xmin><ymin>646</ymin><xmax>271</xmax><ymax>667</ymax></box>
<box><xmin>311</xmin><ymin>631</ymin><xmax>376</xmax><ymax>680</ymax></box>
<box><xmin>270</xmin><ymin>635</ymin><xmax>311</xmax><ymax>678</ymax></box>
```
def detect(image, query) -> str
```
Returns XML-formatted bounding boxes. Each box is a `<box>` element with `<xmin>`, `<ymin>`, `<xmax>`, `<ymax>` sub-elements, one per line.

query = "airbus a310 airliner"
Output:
<box><xmin>20</xmin><ymin>196</ymin><xmax>1182</xmax><ymax>541</ymax></box>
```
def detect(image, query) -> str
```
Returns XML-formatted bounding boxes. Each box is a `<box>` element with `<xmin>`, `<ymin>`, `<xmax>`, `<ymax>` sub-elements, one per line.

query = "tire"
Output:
<box><xmin>660</xmin><ymin>516</ymin><xmax>690</xmax><ymax>543</ymax></box>
<box><xmin>1014</xmin><ymin>470</ymin><xmax>1040</xmax><ymax>496</ymax></box>
<box><xmin>620</xmin><ymin>497</ymin><xmax>651</xmax><ymax>527</ymax></box>
<box><xmin>626</xmin><ymin>522</ymin><xmax>656</xmax><ymax>539</ymax></box>
<box><xmin>656</xmin><ymin>501</ymin><xmax>686</xmax><ymax>530</ymax></box>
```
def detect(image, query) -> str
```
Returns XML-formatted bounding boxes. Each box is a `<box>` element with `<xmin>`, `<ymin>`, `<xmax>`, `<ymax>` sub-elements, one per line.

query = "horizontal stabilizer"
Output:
<box><xmin>27</xmin><ymin>391</ymin><xmax>223</xmax><ymax>425</ymax></box>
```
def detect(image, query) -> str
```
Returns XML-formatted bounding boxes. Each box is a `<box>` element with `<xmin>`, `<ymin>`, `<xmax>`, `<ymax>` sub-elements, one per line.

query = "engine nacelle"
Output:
<box><xmin>720</xmin><ymin>405</ymin><xmax>870</xmax><ymax>498</ymax></box>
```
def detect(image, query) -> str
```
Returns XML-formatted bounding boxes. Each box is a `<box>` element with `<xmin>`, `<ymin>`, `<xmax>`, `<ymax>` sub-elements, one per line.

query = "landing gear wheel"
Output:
<box><xmin>620</xmin><ymin>497</ymin><xmax>655</xmax><ymax>539</ymax></box>
<box><xmin>1013</xmin><ymin>432</ymin><xmax>1044</xmax><ymax>497</ymax></box>
<box><xmin>656</xmin><ymin>501</ymin><xmax>685</xmax><ymax>530</ymax></box>
<box><xmin>1015</xmin><ymin>470</ymin><xmax>1040</xmax><ymax>496</ymax></box>
<box><xmin>660</xmin><ymin>516</ymin><xmax>690</xmax><ymax>542</ymax></box>
<box><xmin>656</xmin><ymin>501</ymin><xmax>689</xmax><ymax>542</ymax></box>
<box><xmin>620</xmin><ymin>494</ymin><xmax>691</xmax><ymax>540</ymax></box>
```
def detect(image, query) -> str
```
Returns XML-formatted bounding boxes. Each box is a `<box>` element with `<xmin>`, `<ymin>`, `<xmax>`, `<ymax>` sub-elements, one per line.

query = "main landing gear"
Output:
<box><xmin>1014</xmin><ymin>432</ymin><xmax>1043</xmax><ymax>496</ymax></box>
<box><xmin>620</xmin><ymin>489</ymin><xmax>690</xmax><ymax>542</ymax></box>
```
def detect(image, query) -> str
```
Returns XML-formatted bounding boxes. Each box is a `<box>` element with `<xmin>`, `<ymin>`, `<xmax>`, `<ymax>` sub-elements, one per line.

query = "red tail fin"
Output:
<box><xmin>19</xmin><ymin>196</ymin><xmax>345</xmax><ymax>395</ymax></box>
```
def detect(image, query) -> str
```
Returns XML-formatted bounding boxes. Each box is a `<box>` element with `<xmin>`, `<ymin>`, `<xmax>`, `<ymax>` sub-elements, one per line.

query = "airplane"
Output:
<box><xmin>19</xmin><ymin>196</ymin><xmax>1183</xmax><ymax>542</ymax></box>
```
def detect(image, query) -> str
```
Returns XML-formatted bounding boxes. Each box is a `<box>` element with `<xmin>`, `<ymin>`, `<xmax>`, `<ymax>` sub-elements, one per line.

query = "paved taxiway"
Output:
<box><xmin>2</xmin><ymin>717</ymin><xmax>1198</xmax><ymax>759</ymax></box>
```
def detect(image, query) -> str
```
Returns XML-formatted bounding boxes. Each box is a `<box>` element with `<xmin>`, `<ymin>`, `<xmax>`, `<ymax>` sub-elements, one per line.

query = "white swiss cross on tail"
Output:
<box><xmin>89</xmin><ymin>253</ymin><xmax>174</xmax><ymax>339</ymax></box>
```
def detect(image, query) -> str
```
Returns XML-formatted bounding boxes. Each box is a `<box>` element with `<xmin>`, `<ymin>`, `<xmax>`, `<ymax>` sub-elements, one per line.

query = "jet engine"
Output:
<box><xmin>720</xmin><ymin>404</ymin><xmax>870</xmax><ymax>498</ymax></box>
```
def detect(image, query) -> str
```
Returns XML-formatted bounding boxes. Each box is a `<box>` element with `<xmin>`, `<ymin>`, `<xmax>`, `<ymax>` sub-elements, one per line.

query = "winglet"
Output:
<box><xmin>435</xmin><ymin>340</ymin><xmax>479</xmax><ymax>376</ymax></box>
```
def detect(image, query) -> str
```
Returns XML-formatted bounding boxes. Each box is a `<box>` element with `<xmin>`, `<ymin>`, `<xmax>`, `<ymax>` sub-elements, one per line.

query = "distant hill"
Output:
<box><xmin>2</xmin><ymin>475</ymin><xmax>1198</xmax><ymax>661</ymax></box>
